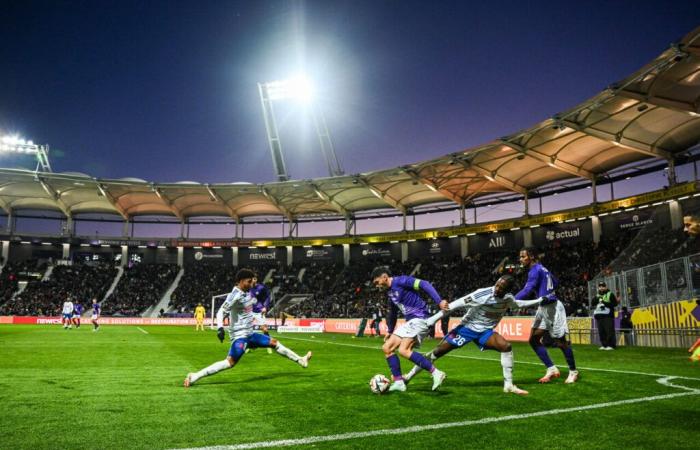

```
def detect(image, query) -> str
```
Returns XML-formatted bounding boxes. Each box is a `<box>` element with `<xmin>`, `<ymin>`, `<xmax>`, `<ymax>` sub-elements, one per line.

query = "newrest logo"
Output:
<box><xmin>250</xmin><ymin>252</ymin><xmax>276</xmax><ymax>260</ymax></box>
<box><xmin>545</xmin><ymin>228</ymin><xmax>580</xmax><ymax>241</ymax></box>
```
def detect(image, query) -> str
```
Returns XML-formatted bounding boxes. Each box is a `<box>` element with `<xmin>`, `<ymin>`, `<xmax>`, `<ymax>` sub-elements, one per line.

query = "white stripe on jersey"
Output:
<box><xmin>460</xmin><ymin>287</ymin><xmax>518</xmax><ymax>333</ymax></box>
<box><xmin>217</xmin><ymin>287</ymin><xmax>255</xmax><ymax>340</ymax></box>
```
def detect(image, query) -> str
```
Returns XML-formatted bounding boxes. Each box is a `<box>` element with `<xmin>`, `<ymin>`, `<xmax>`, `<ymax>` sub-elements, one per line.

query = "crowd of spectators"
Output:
<box><xmin>102</xmin><ymin>264</ymin><xmax>179</xmax><ymax>316</ymax></box>
<box><xmin>0</xmin><ymin>262</ymin><xmax>116</xmax><ymax>316</ymax></box>
<box><xmin>0</xmin><ymin>259</ymin><xmax>47</xmax><ymax>306</ymax></box>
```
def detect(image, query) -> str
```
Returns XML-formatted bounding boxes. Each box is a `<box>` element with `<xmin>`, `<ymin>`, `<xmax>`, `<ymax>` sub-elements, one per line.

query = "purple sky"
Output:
<box><xmin>1</xmin><ymin>1</ymin><xmax>699</xmax><ymax>237</ymax></box>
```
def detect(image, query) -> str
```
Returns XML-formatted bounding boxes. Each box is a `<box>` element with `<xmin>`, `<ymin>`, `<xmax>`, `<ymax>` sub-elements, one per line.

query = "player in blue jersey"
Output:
<box><xmin>72</xmin><ymin>301</ymin><xmax>83</xmax><ymax>328</ymax></box>
<box><xmin>403</xmin><ymin>275</ymin><xmax>552</xmax><ymax>395</ymax></box>
<box><xmin>249</xmin><ymin>277</ymin><xmax>272</xmax><ymax>354</ymax></box>
<box><xmin>371</xmin><ymin>266</ymin><xmax>449</xmax><ymax>392</ymax></box>
<box><xmin>516</xmin><ymin>247</ymin><xmax>579</xmax><ymax>384</ymax></box>
<box><xmin>91</xmin><ymin>298</ymin><xmax>101</xmax><ymax>332</ymax></box>
<box><xmin>184</xmin><ymin>269</ymin><xmax>312</xmax><ymax>387</ymax></box>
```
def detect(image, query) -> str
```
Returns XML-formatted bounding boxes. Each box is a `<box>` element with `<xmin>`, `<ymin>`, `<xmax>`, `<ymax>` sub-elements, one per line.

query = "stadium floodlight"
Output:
<box><xmin>264</xmin><ymin>75</ymin><xmax>314</xmax><ymax>103</ymax></box>
<box><xmin>258</xmin><ymin>74</ymin><xmax>344</xmax><ymax>181</ymax></box>
<box><xmin>0</xmin><ymin>134</ymin><xmax>52</xmax><ymax>172</ymax></box>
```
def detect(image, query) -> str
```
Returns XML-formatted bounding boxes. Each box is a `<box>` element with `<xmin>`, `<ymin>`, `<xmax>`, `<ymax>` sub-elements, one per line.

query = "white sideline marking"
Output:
<box><xmin>282</xmin><ymin>336</ymin><xmax>700</xmax><ymax>381</ymax></box>
<box><xmin>174</xmin><ymin>379</ymin><xmax>699</xmax><ymax>450</ymax></box>
<box><xmin>137</xmin><ymin>327</ymin><xmax>149</xmax><ymax>334</ymax></box>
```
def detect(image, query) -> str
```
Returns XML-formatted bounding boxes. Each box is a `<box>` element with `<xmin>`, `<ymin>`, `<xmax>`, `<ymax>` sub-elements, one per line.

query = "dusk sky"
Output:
<box><xmin>1</xmin><ymin>1</ymin><xmax>699</xmax><ymax>236</ymax></box>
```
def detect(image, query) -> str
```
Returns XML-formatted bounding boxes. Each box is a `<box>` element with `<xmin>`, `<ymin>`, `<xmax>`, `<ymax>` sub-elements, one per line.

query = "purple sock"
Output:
<box><xmin>561</xmin><ymin>347</ymin><xmax>576</xmax><ymax>370</ymax></box>
<box><xmin>409</xmin><ymin>351</ymin><xmax>435</xmax><ymax>373</ymax></box>
<box><xmin>386</xmin><ymin>354</ymin><xmax>403</xmax><ymax>381</ymax></box>
<box><xmin>533</xmin><ymin>344</ymin><xmax>554</xmax><ymax>368</ymax></box>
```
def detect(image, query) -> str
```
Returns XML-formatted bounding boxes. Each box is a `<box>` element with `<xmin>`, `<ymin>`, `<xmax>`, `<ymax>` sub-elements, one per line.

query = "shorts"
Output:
<box><xmin>91</xmin><ymin>314</ymin><xmax>98</xmax><ymax>321</ymax></box>
<box><xmin>252</xmin><ymin>312</ymin><xmax>267</xmax><ymax>327</ymax></box>
<box><xmin>393</xmin><ymin>318</ymin><xmax>429</xmax><ymax>346</ymax></box>
<box><xmin>228</xmin><ymin>332</ymin><xmax>272</xmax><ymax>362</ymax></box>
<box><xmin>62</xmin><ymin>313</ymin><xmax>72</xmax><ymax>320</ymax></box>
<box><xmin>445</xmin><ymin>325</ymin><xmax>494</xmax><ymax>351</ymax></box>
<box><xmin>72</xmin><ymin>314</ymin><xmax>80</xmax><ymax>319</ymax></box>
<box><xmin>195</xmin><ymin>316</ymin><xmax>204</xmax><ymax>323</ymax></box>
<box><xmin>532</xmin><ymin>301</ymin><xmax>569</xmax><ymax>338</ymax></box>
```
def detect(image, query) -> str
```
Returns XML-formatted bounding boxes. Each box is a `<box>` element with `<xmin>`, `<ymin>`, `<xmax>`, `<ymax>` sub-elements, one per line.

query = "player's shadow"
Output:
<box><xmin>196</xmin><ymin>372</ymin><xmax>321</xmax><ymax>387</ymax></box>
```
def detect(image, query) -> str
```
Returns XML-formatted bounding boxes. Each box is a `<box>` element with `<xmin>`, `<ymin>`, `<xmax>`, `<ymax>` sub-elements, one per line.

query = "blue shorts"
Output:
<box><xmin>62</xmin><ymin>313</ymin><xmax>72</xmax><ymax>320</ymax></box>
<box><xmin>445</xmin><ymin>325</ymin><xmax>494</xmax><ymax>351</ymax></box>
<box><xmin>228</xmin><ymin>333</ymin><xmax>272</xmax><ymax>362</ymax></box>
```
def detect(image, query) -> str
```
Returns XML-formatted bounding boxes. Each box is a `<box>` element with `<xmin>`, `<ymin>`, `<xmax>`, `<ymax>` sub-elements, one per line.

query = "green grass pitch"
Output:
<box><xmin>1</xmin><ymin>324</ymin><xmax>698</xmax><ymax>449</ymax></box>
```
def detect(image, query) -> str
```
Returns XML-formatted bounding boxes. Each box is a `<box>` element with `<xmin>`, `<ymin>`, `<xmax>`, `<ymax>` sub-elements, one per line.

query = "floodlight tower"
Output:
<box><xmin>0</xmin><ymin>135</ymin><xmax>52</xmax><ymax>172</ymax></box>
<box><xmin>258</xmin><ymin>76</ymin><xmax>344</xmax><ymax>181</ymax></box>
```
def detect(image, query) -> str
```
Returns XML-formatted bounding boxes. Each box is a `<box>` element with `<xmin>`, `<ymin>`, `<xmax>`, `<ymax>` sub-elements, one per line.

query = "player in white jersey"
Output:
<box><xmin>403</xmin><ymin>275</ymin><xmax>552</xmax><ymax>395</ymax></box>
<box><xmin>61</xmin><ymin>297</ymin><xmax>74</xmax><ymax>330</ymax></box>
<box><xmin>184</xmin><ymin>269</ymin><xmax>312</xmax><ymax>387</ymax></box>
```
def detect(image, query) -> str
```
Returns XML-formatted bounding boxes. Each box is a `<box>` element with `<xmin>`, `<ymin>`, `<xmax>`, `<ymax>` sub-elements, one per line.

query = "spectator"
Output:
<box><xmin>593</xmin><ymin>281</ymin><xmax>618</xmax><ymax>350</ymax></box>
<box><xmin>619</xmin><ymin>306</ymin><xmax>634</xmax><ymax>346</ymax></box>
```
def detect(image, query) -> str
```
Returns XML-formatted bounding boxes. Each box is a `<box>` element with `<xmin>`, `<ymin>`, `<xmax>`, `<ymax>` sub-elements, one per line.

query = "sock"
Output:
<box><xmin>561</xmin><ymin>346</ymin><xmax>576</xmax><ymax>370</ymax></box>
<box><xmin>190</xmin><ymin>359</ymin><xmax>232</xmax><ymax>383</ymax></box>
<box><xmin>501</xmin><ymin>351</ymin><xmax>514</xmax><ymax>385</ymax></box>
<box><xmin>533</xmin><ymin>344</ymin><xmax>554</xmax><ymax>368</ymax></box>
<box><xmin>409</xmin><ymin>351</ymin><xmax>435</xmax><ymax>373</ymax></box>
<box><xmin>386</xmin><ymin>354</ymin><xmax>403</xmax><ymax>381</ymax></box>
<box><xmin>275</xmin><ymin>343</ymin><xmax>302</xmax><ymax>363</ymax></box>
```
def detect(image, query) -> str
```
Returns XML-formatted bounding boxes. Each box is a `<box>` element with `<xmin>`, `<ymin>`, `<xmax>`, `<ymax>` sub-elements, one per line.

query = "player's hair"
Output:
<box><xmin>520</xmin><ymin>247</ymin><xmax>538</xmax><ymax>260</ymax></box>
<box><xmin>370</xmin><ymin>266</ymin><xmax>390</xmax><ymax>280</ymax></box>
<box><xmin>498</xmin><ymin>274</ymin><xmax>516</xmax><ymax>293</ymax></box>
<box><xmin>235</xmin><ymin>268</ymin><xmax>257</xmax><ymax>282</ymax></box>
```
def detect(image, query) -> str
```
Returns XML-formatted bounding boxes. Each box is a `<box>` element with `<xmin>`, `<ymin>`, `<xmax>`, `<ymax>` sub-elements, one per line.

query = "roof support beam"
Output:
<box><xmin>499</xmin><ymin>140</ymin><xmax>595</xmax><ymax>180</ymax></box>
<box><xmin>309</xmin><ymin>183</ymin><xmax>348</xmax><ymax>216</ymax></box>
<box><xmin>260</xmin><ymin>187</ymin><xmax>294</xmax><ymax>221</ymax></box>
<box><xmin>152</xmin><ymin>186</ymin><xmax>183</xmax><ymax>220</ymax></box>
<box><xmin>36</xmin><ymin>176</ymin><xmax>71</xmax><ymax>218</ymax></box>
<box><xmin>401</xmin><ymin>168</ymin><xmax>465</xmax><ymax>205</ymax></box>
<box><xmin>455</xmin><ymin>159</ymin><xmax>527</xmax><ymax>195</ymax></box>
<box><xmin>560</xmin><ymin>119</ymin><xmax>672</xmax><ymax>160</ymax></box>
<box><xmin>206</xmin><ymin>184</ymin><xmax>239</xmax><ymax>220</ymax></box>
<box><xmin>95</xmin><ymin>182</ymin><xmax>129</xmax><ymax>220</ymax></box>
<box><xmin>354</xmin><ymin>176</ymin><xmax>406</xmax><ymax>213</ymax></box>
<box><xmin>615</xmin><ymin>90</ymin><xmax>700</xmax><ymax>116</ymax></box>
<box><xmin>0</xmin><ymin>197</ymin><xmax>10</xmax><ymax>215</ymax></box>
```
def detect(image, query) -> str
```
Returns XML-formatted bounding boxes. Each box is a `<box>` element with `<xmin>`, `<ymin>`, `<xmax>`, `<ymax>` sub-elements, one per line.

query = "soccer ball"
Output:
<box><xmin>369</xmin><ymin>374</ymin><xmax>390</xmax><ymax>394</ymax></box>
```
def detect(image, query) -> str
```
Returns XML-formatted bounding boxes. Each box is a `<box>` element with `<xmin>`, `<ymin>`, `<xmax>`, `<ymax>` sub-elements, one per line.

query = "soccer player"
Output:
<box><xmin>72</xmin><ymin>301</ymin><xmax>83</xmax><ymax>328</ymax></box>
<box><xmin>91</xmin><ymin>298</ymin><xmax>101</xmax><ymax>332</ymax></box>
<box><xmin>403</xmin><ymin>275</ymin><xmax>551</xmax><ymax>395</ymax></box>
<box><xmin>516</xmin><ymin>247</ymin><xmax>579</xmax><ymax>384</ymax></box>
<box><xmin>184</xmin><ymin>269</ymin><xmax>312</xmax><ymax>387</ymax></box>
<box><xmin>61</xmin><ymin>297</ymin><xmax>74</xmax><ymax>330</ymax></box>
<box><xmin>194</xmin><ymin>303</ymin><xmax>206</xmax><ymax>331</ymax></box>
<box><xmin>249</xmin><ymin>277</ymin><xmax>272</xmax><ymax>354</ymax></box>
<box><xmin>371</xmin><ymin>266</ymin><xmax>449</xmax><ymax>392</ymax></box>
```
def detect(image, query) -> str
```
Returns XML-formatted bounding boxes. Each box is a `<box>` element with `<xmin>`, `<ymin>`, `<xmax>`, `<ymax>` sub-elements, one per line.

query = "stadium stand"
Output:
<box><xmin>102</xmin><ymin>264</ymin><xmax>179</xmax><ymax>316</ymax></box>
<box><xmin>0</xmin><ymin>262</ymin><xmax>117</xmax><ymax>316</ymax></box>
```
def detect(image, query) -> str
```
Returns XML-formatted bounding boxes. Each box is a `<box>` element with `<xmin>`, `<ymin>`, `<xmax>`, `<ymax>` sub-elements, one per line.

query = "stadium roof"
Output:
<box><xmin>1</xmin><ymin>27</ymin><xmax>699</xmax><ymax>222</ymax></box>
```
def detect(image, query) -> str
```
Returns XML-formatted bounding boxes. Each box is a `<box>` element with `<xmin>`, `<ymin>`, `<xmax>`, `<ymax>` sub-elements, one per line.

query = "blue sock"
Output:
<box><xmin>561</xmin><ymin>346</ymin><xmax>576</xmax><ymax>370</ymax></box>
<box><xmin>533</xmin><ymin>344</ymin><xmax>555</xmax><ymax>368</ymax></box>
<box><xmin>409</xmin><ymin>351</ymin><xmax>435</xmax><ymax>372</ymax></box>
<box><xmin>386</xmin><ymin>354</ymin><xmax>403</xmax><ymax>381</ymax></box>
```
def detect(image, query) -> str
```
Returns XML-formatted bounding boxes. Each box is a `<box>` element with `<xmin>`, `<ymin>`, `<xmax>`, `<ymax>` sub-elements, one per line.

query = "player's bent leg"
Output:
<box><xmin>265</xmin><ymin>336</ymin><xmax>310</xmax><ymax>368</ymax></box>
<box><xmin>404</xmin><ymin>340</ymin><xmax>453</xmax><ymax>382</ymax></box>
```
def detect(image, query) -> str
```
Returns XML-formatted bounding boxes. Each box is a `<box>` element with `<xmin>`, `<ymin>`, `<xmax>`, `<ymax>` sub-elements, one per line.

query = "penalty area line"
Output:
<box><xmin>137</xmin><ymin>327</ymin><xmax>149</xmax><ymax>334</ymax></box>
<box><xmin>173</xmin><ymin>389</ymin><xmax>699</xmax><ymax>450</ymax></box>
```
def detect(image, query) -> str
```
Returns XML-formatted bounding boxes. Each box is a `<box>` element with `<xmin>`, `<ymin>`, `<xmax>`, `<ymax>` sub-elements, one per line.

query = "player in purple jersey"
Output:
<box><xmin>249</xmin><ymin>277</ymin><xmax>272</xmax><ymax>354</ymax></box>
<box><xmin>516</xmin><ymin>248</ymin><xmax>579</xmax><ymax>384</ymax></box>
<box><xmin>72</xmin><ymin>302</ymin><xmax>83</xmax><ymax>328</ymax></box>
<box><xmin>91</xmin><ymin>298</ymin><xmax>101</xmax><ymax>332</ymax></box>
<box><xmin>371</xmin><ymin>266</ymin><xmax>449</xmax><ymax>392</ymax></box>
